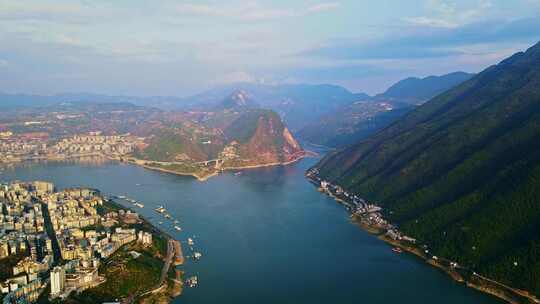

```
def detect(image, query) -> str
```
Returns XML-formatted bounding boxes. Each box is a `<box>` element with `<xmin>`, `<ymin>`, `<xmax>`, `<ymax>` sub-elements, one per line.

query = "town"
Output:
<box><xmin>0</xmin><ymin>180</ymin><xmax>176</xmax><ymax>303</ymax></box>
<box><xmin>306</xmin><ymin>168</ymin><xmax>419</xmax><ymax>249</ymax></box>
<box><xmin>0</xmin><ymin>132</ymin><xmax>141</xmax><ymax>164</ymax></box>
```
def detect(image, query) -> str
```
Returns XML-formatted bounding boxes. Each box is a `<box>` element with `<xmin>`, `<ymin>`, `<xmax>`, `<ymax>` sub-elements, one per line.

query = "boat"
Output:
<box><xmin>118</xmin><ymin>195</ymin><xmax>126</xmax><ymax>199</ymax></box>
<box><xmin>155</xmin><ymin>206</ymin><xmax>166</xmax><ymax>213</ymax></box>
<box><xmin>392</xmin><ymin>247</ymin><xmax>403</xmax><ymax>254</ymax></box>
<box><xmin>193</xmin><ymin>252</ymin><xmax>202</xmax><ymax>260</ymax></box>
<box><xmin>158</xmin><ymin>221</ymin><xmax>163</xmax><ymax>225</ymax></box>
<box><xmin>187</xmin><ymin>238</ymin><xmax>194</xmax><ymax>246</ymax></box>
<box><xmin>164</xmin><ymin>213</ymin><xmax>172</xmax><ymax>219</ymax></box>
<box><xmin>174</xmin><ymin>220</ymin><xmax>179</xmax><ymax>224</ymax></box>
<box><xmin>234</xmin><ymin>171</ymin><xmax>242</xmax><ymax>176</ymax></box>
<box><xmin>134</xmin><ymin>203</ymin><xmax>144</xmax><ymax>208</ymax></box>
<box><xmin>186</xmin><ymin>276</ymin><xmax>198</xmax><ymax>287</ymax></box>
<box><xmin>174</xmin><ymin>226</ymin><xmax>182</xmax><ymax>231</ymax></box>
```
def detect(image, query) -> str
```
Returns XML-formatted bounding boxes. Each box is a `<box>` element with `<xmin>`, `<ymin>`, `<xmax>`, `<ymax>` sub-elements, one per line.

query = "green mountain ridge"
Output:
<box><xmin>313</xmin><ymin>41</ymin><xmax>540</xmax><ymax>295</ymax></box>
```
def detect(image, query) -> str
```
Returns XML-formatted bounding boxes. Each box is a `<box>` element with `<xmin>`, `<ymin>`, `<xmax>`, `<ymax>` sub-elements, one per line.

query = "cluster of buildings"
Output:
<box><xmin>0</xmin><ymin>181</ymin><xmax>155</xmax><ymax>303</ymax></box>
<box><xmin>0</xmin><ymin>182</ymin><xmax>56</xmax><ymax>303</ymax></box>
<box><xmin>53</xmin><ymin>133</ymin><xmax>136</xmax><ymax>156</ymax></box>
<box><xmin>307</xmin><ymin>168</ymin><xmax>412</xmax><ymax>241</ymax></box>
<box><xmin>0</xmin><ymin>132</ymin><xmax>140</xmax><ymax>164</ymax></box>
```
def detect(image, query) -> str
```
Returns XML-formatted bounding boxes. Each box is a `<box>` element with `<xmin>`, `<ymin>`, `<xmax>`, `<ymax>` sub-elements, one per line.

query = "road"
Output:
<box><xmin>135</xmin><ymin>238</ymin><xmax>175</xmax><ymax>300</ymax></box>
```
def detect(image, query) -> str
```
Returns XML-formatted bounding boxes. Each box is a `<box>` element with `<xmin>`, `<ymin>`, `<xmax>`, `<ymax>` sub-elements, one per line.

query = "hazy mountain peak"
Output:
<box><xmin>217</xmin><ymin>89</ymin><xmax>259</xmax><ymax>110</ymax></box>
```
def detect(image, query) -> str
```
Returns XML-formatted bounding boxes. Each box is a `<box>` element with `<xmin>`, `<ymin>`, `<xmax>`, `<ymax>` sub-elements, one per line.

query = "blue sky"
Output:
<box><xmin>0</xmin><ymin>0</ymin><xmax>539</xmax><ymax>96</ymax></box>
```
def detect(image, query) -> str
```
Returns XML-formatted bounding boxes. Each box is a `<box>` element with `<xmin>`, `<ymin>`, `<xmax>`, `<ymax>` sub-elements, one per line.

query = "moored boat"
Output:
<box><xmin>392</xmin><ymin>247</ymin><xmax>403</xmax><ymax>254</ymax></box>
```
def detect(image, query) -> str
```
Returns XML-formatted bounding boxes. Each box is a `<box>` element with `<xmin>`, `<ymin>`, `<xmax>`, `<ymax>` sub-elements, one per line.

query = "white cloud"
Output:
<box><xmin>213</xmin><ymin>71</ymin><xmax>256</xmax><ymax>85</ymax></box>
<box><xmin>172</xmin><ymin>2</ymin><xmax>340</xmax><ymax>22</ymax></box>
<box><xmin>404</xmin><ymin>0</ymin><xmax>493</xmax><ymax>28</ymax></box>
<box><xmin>308</xmin><ymin>2</ymin><xmax>341</xmax><ymax>13</ymax></box>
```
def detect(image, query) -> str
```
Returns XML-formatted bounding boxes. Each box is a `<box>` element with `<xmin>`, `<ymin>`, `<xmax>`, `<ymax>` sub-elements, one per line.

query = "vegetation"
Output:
<box><xmin>315</xmin><ymin>42</ymin><xmax>540</xmax><ymax>295</ymax></box>
<box><xmin>133</xmin><ymin>107</ymin><xmax>301</xmax><ymax>171</ymax></box>
<box><xmin>0</xmin><ymin>253</ymin><xmax>27</xmax><ymax>281</ymax></box>
<box><xmin>376</xmin><ymin>71</ymin><xmax>474</xmax><ymax>104</ymax></box>
<box><xmin>298</xmin><ymin>102</ymin><xmax>414</xmax><ymax>148</ymax></box>
<box><xmin>135</xmin><ymin>129</ymin><xmax>186</xmax><ymax>162</ymax></box>
<box><xmin>66</xmin><ymin>241</ymin><xmax>164</xmax><ymax>304</ymax></box>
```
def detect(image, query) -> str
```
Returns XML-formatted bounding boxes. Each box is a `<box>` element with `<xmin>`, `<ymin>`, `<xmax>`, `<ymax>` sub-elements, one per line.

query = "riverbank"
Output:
<box><xmin>306</xmin><ymin>171</ymin><xmax>539</xmax><ymax>304</ymax></box>
<box><xmin>108</xmin><ymin>199</ymin><xmax>186</xmax><ymax>303</ymax></box>
<box><xmin>122</xmin><ymin>151</ymin><xmax>310</xmax><ymax>182</ymax></box>
<box><xmin>68</xmin><ymin>198</ymin><xmax>184</xmax><ymax>304</ymax></box>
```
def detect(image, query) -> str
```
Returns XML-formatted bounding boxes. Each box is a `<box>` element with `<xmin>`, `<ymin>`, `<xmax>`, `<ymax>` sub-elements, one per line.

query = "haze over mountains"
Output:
<box><xmin>0</xmin><ymin>71</ymin><xmax>474</xmax><ymax>138</ymax></box>
<box><xmin>373</xmin><ymin>72</ymin><xmax>474</xmax><ymax>105</ymax></box>
<box><xmin>314</xmin><ymin>41</ymin><xmax>540</xmax><ymax>295</ymax></box>
<box><xmin>298</xmin><ymin>72</ymin><xmax>474</xmax><ymax>147</ymax></box>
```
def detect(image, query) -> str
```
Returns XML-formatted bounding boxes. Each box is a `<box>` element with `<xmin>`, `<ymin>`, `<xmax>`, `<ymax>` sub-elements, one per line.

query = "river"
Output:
<box><xmin>0</xmin><ymin>157</ymin><xmax>502</xmax><ymax>304</ymax></box>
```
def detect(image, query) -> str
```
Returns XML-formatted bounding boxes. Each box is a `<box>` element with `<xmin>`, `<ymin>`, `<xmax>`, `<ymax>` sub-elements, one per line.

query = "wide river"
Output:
<box><xmin>0</xmin><ymin>156</ymin><xmax>502</xmax><ymax>304</ymax></box>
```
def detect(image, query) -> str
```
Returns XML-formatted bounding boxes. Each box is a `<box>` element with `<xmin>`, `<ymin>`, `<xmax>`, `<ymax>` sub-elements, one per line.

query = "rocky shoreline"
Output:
<box><xmin>305</xmin><ymin>170</ymin><xmax>539</xmax><ymax>304</ymax></box>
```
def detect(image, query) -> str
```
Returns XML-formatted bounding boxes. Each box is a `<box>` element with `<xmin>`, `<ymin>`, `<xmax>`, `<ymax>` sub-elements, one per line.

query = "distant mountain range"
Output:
<box><xmin>0</xmin><ymin>84</ymin><xmax>364</xmax><ymax>132</ymax></box>
<box><xmin>313</xmin><ymin>41</ymin><xmax>540</xmax><ymax>296</ymax></box>
<box><xmin>0</xmin><ymin>72</ymin><xmax>474</xmax><ymax>139</ymax></box>
<box><xmin>297</xmin><ymin>72</ymin><xmax>474</xmax><ymax>148</ymax></box>
<box><xmin>174</xmin><ymin>83</ymin><xmax>364</xmax><ymax>131</ymax></box>
<box><xmin>374</xmin><ymin>71</ymin><xmax>475</xmax><ymax>105</ymax></box>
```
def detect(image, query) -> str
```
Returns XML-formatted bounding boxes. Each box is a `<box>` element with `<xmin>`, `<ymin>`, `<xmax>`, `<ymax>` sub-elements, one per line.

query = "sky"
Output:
<box><xmin>0</xmin><ymin>0</ymin><xmax>539</xmax><ymax>96</ymax></box>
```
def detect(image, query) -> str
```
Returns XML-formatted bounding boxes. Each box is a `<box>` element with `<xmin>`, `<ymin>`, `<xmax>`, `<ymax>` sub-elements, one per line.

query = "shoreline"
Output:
<box><xmin>1</xmin><ymin>150</ymin><xmax>316</xmax><ymax>182</ymax></box>
<box><xmin>104</xmin><ymin>198</ymin><xmax>184</xmax><ymax>303</ymax></box>
<box><xmin>124</xmin><ymin>152</ymin><xmax>310</xmax><ymax>181</ymax></box>
<box><xmin>307</xmin><ymin>173</ymin><xmax>539</xmax><ymax>304</ymax></box>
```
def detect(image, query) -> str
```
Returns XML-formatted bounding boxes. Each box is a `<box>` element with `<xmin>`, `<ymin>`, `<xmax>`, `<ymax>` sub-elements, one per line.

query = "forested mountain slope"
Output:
<box><xmin>314</xmin><ymin>41</ymin><xmax>540</xmax><ymax>294</ymax></box>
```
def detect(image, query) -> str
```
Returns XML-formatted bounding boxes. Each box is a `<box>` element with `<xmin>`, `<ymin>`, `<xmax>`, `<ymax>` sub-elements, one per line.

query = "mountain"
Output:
<box><xmin>375</xmin><ymin>71</ymin><xmax>474</xmax><ymax>104</ymax></box>
<box><xmin>0</xmin><ymin>92</ymin><xmax>184</xmax><ymax>109</ymax></box>
<box><xmin>297</xmin><ymin>101</ymin><xmax>414</xmax><ymax>148</ymax></box>
<box><xmin>313</xmin><ymin>42</ymin><xmax>540</xmax><ymax>295</ymax></box>
<box><xmin>297</xmin><ymin>72</ymin><xmax>472</xmax><ymax>148</ymax></box>
<box><xmin>176</xmin><ymin>83</ymin><xmax>365</xmax><ymax>131</ymax></box>
<box><xmin>0</xmin><ymin>83</ymin><xmax>367</xmax><ymax>131</ymax></box>
<box><xmin>215</xmin><ymin>90</ymin><xmax>259</xmax><ymax>111</ymax></box>
<box><xmin>133</xmin><ymin>107</ymin><xmax>304</xmax><ymax>179</ymax></box>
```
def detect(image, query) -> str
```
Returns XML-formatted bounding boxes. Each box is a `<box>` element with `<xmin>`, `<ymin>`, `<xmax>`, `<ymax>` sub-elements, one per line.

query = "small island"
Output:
<box><xmin>0</xmin><ymin>180</ymin><xmax>184</xmax><ymax>303</ymax></box>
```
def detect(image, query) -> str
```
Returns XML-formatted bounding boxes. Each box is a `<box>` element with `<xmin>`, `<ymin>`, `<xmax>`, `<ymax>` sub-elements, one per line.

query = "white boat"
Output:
<box><xmin>155</xmin><ymin>206</ymin><xmax>166</xmax><ymax>213</ymax></box>
<box><xmin>193</xmin><ymin>252</ymin><xmax>202</xmax><ymax>260</ymax></box>
<box><xmin>187</xmin><ymin>238</ymin><xmax>194</xmax><ymax>246</ymax></box>
<box><xmin>118</xmin><ymin>195</ymin><xmax>126</xmax><ymax>199</ymax></box>
<box><xmin>186</xmin><ymin>276</ymin><xmax>198</xmax><ymax>287</ymax></box>
<box><xmin>174</xmin><ymin>226</ymin><xmax>182</xmax><ymax>231</ymax></box>
<box><xmin>134</xmin><ymin>203</ymin><xmax>144</xmax><ymax>208</ymax></box>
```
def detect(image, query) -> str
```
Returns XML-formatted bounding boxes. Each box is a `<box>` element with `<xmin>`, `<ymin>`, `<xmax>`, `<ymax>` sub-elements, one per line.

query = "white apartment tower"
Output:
<box><xmin>50</xmin><ymin>266</ymin><xmax>65</xmax><ymax>296</ymax></box>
